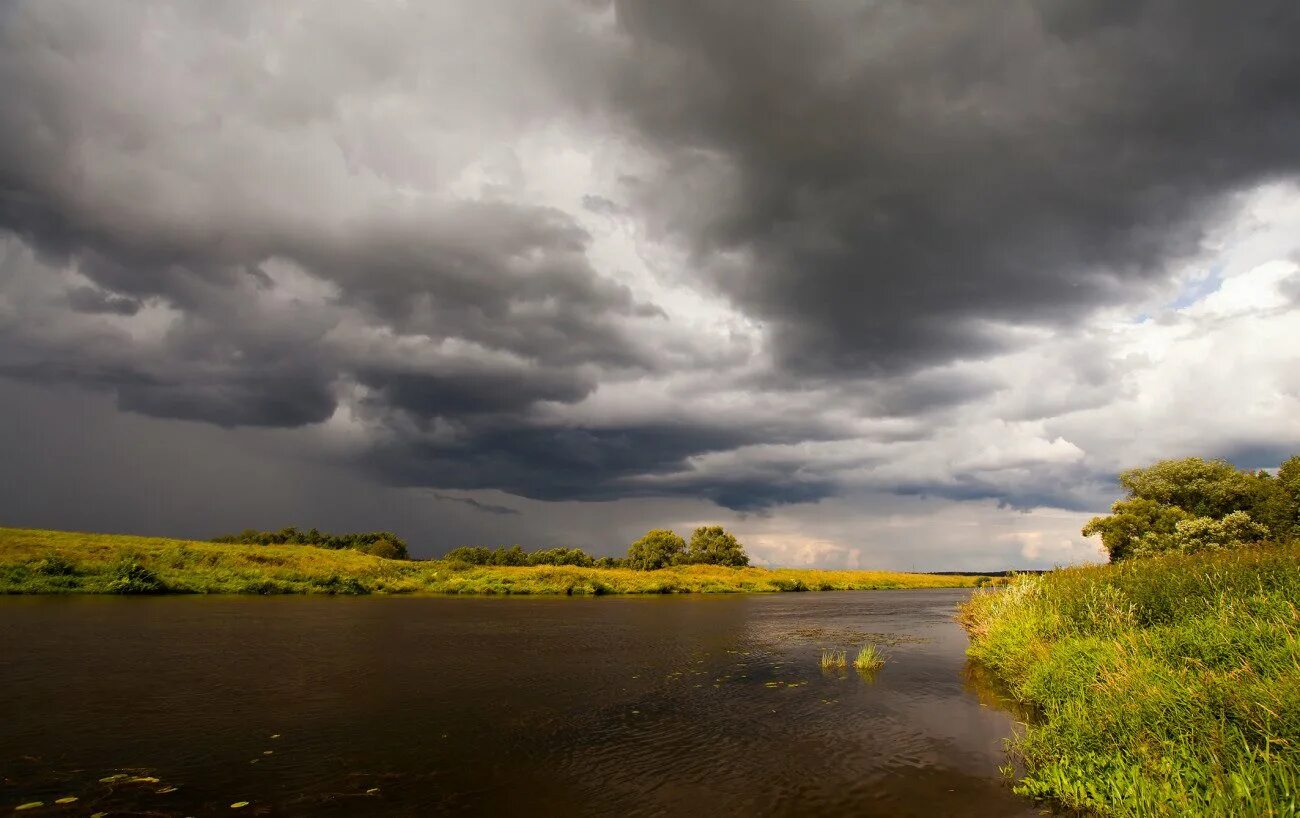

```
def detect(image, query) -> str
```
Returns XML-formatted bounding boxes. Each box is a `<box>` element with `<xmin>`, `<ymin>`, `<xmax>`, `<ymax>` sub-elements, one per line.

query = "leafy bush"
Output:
<box><xmin>212</xmin><ymin>527</ymin><xmax>410</xmax><ymax>560</ymax></box>
<box><xmin>626</xmin><ymin>529</ymin><xmax>686</xmax><ymax>570</ymax></box>
<box><xmin>683</xmin><ymin>526</ymin><xmax>750</xmax><ymax>567</ymax></box>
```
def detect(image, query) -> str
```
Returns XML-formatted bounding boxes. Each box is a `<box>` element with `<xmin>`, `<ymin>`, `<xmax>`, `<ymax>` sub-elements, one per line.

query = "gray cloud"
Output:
<box><xmin>0</xmin><ymin>0</ymin><xmax>1297</xmax><ymax>526</ymax></box>
<box><xmin>607</xmin><ymin>0</ymin><xmax>1300</xmax><ymax>373</ymax></box>
<box><xmin>430</xmin><ymin>492</ymin><xmax>522</xmax><ymax>516</ymax></box>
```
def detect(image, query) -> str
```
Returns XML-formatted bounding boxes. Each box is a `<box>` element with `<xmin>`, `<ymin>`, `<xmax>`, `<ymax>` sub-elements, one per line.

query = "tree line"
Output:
<box><xmin>1084</xmin><ymin>455</ymin><xmax>1300</xmax><ymax>561</ymax></box>
<box><xmin>212</xmin><ymin>527</ymin><xmax>410</xmax><ymax>560</ymax></box>
<box><xmin>444</xmin><ymin>526</ymin><xmax>750</xmax><ymax>570</ymax></box>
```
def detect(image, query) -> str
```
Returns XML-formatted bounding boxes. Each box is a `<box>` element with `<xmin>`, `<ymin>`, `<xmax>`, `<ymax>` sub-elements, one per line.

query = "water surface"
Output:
<box><xmin>1</xmin><ymin>589</ymin><xmax>1035</xmax><ymax>816</ymax></box>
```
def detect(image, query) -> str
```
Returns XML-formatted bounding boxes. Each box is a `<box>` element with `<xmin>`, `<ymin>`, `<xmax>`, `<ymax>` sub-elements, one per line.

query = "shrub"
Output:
<box><xmin>626</xmin><ymin>529</ymin><xmax>686</xmax><ymax>570</ymax></box>
<box><xmin>212</xmin><ymin>527</ymin><xmax>410</xmax><ymax>559</ymax></box>
<box><xmin>108</xmin><ymin>561</ymin><xmax>166</xmax><ymax>594</ymax></box>
<box><xmin>683</xmin><ymin>526</ymin><xmax>750</xmax><ymax>567</ymax></box>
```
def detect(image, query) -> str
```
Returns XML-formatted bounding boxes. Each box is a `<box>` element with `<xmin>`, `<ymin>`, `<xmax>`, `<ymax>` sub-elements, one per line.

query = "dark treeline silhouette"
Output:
<box><xmin>444</xmin><ymin>526</ymin><xmax>751</xmax><ymax>570</ymax></box>
<box><xmin>212</xmin><ymin>527</ymin><xmax>410</xmax><ymax>560</ymax></box>
<box><xmin>1084</xmin><ymin>455</ymin><xmax>1300</xmax><ymax>561</ymax></box>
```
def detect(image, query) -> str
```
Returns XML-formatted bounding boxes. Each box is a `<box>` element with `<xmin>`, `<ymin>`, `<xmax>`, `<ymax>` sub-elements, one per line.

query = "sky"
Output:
<box><xmin>1</xmin><ymin>0</ymin><xmax>1299</xmax><ymax>569</ymax></box>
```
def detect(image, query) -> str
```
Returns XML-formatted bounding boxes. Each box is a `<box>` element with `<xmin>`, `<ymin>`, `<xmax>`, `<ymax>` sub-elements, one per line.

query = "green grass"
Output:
<box><xmin>0</xmin><ymin>527</ymin><xmax>981</xmax><ymax>596</ymax></box>
<box><xmin>820</xmin><ymin>649</ymin><xmax>848</xmax><ymax>669</ymax></box>
<box><xmin>958</xmin><ymin>544</ymin><xmax>1300</xmax><ymax>817</ymax></box>
<box><xmin>852</xmin><ymin>644</ymin><xmax>886</xmax><ymax>671</ymax></box>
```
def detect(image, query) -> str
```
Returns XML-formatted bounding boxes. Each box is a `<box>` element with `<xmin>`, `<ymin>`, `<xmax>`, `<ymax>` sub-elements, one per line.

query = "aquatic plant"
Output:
<box><xmin>820</xmin><ymin>649</ymin><xmax>847</xmax><ymax>669</ymax></box>
<box><xmin>852</xmin><ymin>645</ymin><xmax>885</xmax><ymax>671</ymax></box>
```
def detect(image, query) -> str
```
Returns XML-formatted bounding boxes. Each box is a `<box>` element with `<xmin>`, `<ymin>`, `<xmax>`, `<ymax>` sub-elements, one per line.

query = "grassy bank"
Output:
<box><xmin>0</xmin><ymin>527</ymin><xmax>980</xmax><ymax>596</ymax></box>
<box><xmin>959</xmin><ymin>545</ymin><xmax>1300</xmax><ymax>816</ymax></box>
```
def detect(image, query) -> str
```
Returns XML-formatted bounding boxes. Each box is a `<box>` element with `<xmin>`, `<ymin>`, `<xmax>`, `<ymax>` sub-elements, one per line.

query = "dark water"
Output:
<box><xmin>1</xmin><ymin>590</ymin><xmax>1036</xmax><ymax>816</ymax></box>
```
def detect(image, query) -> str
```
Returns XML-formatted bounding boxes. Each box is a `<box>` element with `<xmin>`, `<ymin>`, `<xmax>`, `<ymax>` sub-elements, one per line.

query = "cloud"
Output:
<box><xmin>0</xmin><ymin>0</ymin><xmax>1298</xmax><ymax>544</ymax></box>
<box><xmin>605</xmin><ymin>0</ymin><xmax>1300</xmax><ymax>374</ymax></box>
<box><xmin>430</xmin><ymin>492</ymin><xmax>521</xmax><ymax>516</ymax></box>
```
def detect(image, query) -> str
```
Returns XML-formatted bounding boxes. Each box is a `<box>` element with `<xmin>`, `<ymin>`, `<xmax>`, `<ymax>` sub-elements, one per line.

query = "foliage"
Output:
<box><xmin>443</xmin><ymin>545</ymin><xmax>595</xmax><ymax>567</ymax></box>
<box><xmin>626</xmin><ymin>529</ymin><xmax>687</xmax><ymax>570</ymax></box>
<box><xmin>960</xmin><ymin>545</ymin><xmax>1300</xmax><ymax>816</ymax></box>
<box><xmin>683</xmin><ymin>526</ymin><xmax>750</xmax><ymax>567</ymax></box>
<box><xmin>1083</xmin><ymin>456</ymin><xmax>1299</xmax><ymax>561</ymax></box>
<box><xmin>0</xmin><ymin>527</ymin><xmax>982</xmax><ymax>595</ymax></box>
<box><xmin>212</xmin><ymin>527</ymin><xmax>410</xmax><ymax>560</ymax></box>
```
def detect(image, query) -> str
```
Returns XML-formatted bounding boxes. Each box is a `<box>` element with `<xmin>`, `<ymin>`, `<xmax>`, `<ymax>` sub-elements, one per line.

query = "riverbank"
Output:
<box><xmin>0</xmin><ymin>527</ymin><xmax>981</xmax><ymax>595</ymax></box>
<box><xmin>958</xmin><ymin>544</ymin><xmax>1300</xmax><ymax>816</ymax></box>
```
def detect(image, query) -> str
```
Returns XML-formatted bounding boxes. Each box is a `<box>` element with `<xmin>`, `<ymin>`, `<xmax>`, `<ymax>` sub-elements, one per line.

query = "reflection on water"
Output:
<box><xmin>0</xmin><ymin>590</ymin><xmax>1039</xmax><ymax>816</ymax></box>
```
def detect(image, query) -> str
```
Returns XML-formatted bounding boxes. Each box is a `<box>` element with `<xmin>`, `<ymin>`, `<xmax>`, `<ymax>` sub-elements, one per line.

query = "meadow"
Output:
<box><xmin>0</xmin><ymin>527</ymin><xmax>981</xmax><ymax>596</ymax></box>
<box><xmin>959</xmin><ymin>544</ymin><xmax>1300</xmax><ymax>816</ymax></box>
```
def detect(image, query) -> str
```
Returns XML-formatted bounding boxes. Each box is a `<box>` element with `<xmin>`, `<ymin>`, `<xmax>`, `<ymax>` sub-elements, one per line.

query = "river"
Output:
<box><xmin>1</xmin><ymin>589</ymin><xmax>1036</xmax><ymax>816</ymax></box>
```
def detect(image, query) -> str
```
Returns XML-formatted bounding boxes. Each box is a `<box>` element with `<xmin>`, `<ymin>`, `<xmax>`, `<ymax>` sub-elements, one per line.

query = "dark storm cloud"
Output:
<box><xmin>1</xmin><ymin>0</ymin><xmax>1298</xmax><ymax>519</ymax></box>
<box><xmin>430</xmin><ymin>493</ymin><xmax>522</xmax><ymax>516</ymax></box>
<box><xmin>65</xmin><ymin>286</ymin><xmax>141</xmax><ymax>316</ymax></box>
<box><xmin>366</xmin><ymin>421</ymin><xmax>841</xmax><ymax>509</ymax></box>
<box><xmin>608</xmin><ymin>0</ymin><xmax>1300</xmax><ymax>374</ymax></box>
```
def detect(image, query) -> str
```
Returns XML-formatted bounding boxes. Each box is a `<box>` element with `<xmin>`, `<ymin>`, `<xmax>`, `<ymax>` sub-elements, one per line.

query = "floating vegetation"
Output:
<box><xmin>15</xmin><ymin>803</ymin><xmax>44</xmax><ymax>811</ymax></box>
<box><xmin>819</xmin><ymin>649</ymin><xmax>847</xmax><ymax>669</ymax></box>
<box><xmin>853</xmin><ymin>644</ymin><xmax>886</xmax><ymax>671</ymax></box>
<box><xmin>54</xmin><ymin>796</ymin><xmax>78</xmax><ymax>804</ymax></box>
<box><xmin>231</xmin><ymin>801</ymin><xmax>250</xmax><ymax>809</ymax></box>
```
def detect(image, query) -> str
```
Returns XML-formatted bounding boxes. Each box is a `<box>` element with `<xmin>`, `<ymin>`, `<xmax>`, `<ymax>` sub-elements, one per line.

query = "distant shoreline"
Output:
<box><xmin>0</xmin><ymin>527</ymin><xmax>985</xmax><ymax>596</ymax></box>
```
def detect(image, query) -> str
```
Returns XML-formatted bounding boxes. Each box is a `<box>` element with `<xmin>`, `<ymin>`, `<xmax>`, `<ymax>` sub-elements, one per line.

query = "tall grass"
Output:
<box><xmin>959</xmin><ymin>544</ymin><xmax>1300</xmax><ymax>817</ymax></box>
<box><xmin>852</xmin><ymin>644</ymin><xmax>885</xmax><ymax>671</ymax></box>
<box><xmin>0</xmin><ymin>527</ymin><xmax>982</xmax><ymax>596</ymax></box>
<box><xmin>820</xmin><ymin>649</ymin><xmax>848</xmax><ymax>669</ymax></box>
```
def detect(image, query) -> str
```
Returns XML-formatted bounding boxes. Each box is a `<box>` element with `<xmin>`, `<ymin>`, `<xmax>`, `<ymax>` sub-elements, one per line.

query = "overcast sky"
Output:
<box><xmin>2</xmin><ymin>1</ymin><xmax>1299</xmax><ymax>568</ymax></box>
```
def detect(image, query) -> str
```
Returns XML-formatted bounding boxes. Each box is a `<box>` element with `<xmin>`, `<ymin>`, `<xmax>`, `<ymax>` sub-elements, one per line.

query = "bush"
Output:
<box><xmin>212</xmin><ymin>527</ymin><xmax>410</xmax><ymax>559</ymax></box>
<box><xmin>108</xmin><ymin>561</ymin><xmax>166</xmax><ymax>594</ymax></box>
<box><xmin>626</xmin><ymin>529</ymin><xmax>686</xmax><ymax>570</ymax></box>
<box><xmin>683</xmin><ymin>526</ymin><xmax>750</xmax><ymax>567</ymax></box>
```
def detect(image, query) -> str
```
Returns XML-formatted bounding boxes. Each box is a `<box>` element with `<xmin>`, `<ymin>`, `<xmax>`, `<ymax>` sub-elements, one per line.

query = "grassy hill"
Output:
<box><xmin>959</xmin><ymin>544</ymin><xmax>1300</xmax><ymax>816</ymax></box>
<box><xmin>0</xmin><ymin>527</ymin><xmax>981</xmax><ymax>595</ymax></box>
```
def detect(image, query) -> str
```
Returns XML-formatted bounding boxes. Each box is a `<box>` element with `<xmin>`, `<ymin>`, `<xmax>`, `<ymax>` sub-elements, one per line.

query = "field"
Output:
<box><xmin>0</xmin><ymin>527</ymin><xmax>981</xmax><ymax>595</ymax></box>
<box><xmin>959</xmin><ymin>544</ymin><xmax>1300</xmax><ymax>816</ymax></box>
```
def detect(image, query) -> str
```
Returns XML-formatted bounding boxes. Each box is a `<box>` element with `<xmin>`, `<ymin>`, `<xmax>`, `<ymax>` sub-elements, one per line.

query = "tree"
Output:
<box><xmin>1084</xmin><ymin>454</ymin><xmax>1299</xmax><ymax>561</ymax></box>
<box><xmin>1135</xmin><ymin>511</ymin><xmax>1269</xmax><ymax>557</ymax></box>
<box><xmin>685</xmin><ymin>526</ymin><xmax>750</xmax><ymax>567</ymax></box>
<box><xmin>626</xmin><ymin>529</ymin><xmax>686</xmax><ymax>570</ymax></box>
<box><xmin>1082</xmin><ymin>498</ymin><xmax>1193</xmax><ymax>562</ymax></box>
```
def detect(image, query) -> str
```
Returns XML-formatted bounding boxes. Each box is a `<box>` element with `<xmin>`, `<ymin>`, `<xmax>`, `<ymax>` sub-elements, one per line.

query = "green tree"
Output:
<box><xmin>626</xmin><ymin>529</ymin><xmax>686</xmax><ymax>570</ymax></box>
<box><xmin>685</xmin><ymin>526</ymin><xmax>750</xmax><ymax>567</ymax></box>
<box><xmin>1083</xmin><ymin>498</ymin><xmax>1193</xmax><ymax>561</ymax></box>
<box><xmin>1085</xmin><ymin>454</ymin><xmax>1300</xmax><ymax>560</ymax></box>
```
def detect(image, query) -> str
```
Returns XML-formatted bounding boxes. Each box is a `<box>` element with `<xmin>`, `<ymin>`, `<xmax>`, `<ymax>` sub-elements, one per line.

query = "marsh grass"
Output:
<box><xmin>852</xmin><ymin>644</ymin><xmax>886</xmax><ymax>671</ymax></box>
<box><xmin>959</xmin><ymin>544</ymin><xmax>1300</xmax><ymax>817</ymax></box>
<box><xmin>0</xmin><ymin>527</ymin><xmax>982</xmax><ymax>596</ymax></box>
<box><xmin>820</xmin><ymin>649</ymin><xmax>847</xmax><ymax>669</ymax></box>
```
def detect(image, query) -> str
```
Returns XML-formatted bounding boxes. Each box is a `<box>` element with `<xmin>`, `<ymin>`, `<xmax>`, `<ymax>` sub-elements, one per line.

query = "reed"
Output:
<box><xmin>820</xmin><ymin>649</ymin><xmax>847</xmax><ymax>669</ymax></box>
<box><xmin>852</xmin><ymin>644</ymin><xmax>885</xmax><ymax>671</ymax></box>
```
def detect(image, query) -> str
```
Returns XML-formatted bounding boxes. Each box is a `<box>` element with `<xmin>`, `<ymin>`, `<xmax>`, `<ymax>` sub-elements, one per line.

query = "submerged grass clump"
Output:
<box><xmin>959</xmin><ymin>544</ymin><xmax>1300</xmax><ymax>817</ymax></box>
<box><xmin>0</xmin><ymin>527</ymin><xmax>982</xmax><ymax>596</ymax></box>
<box><xmin>852</xmin><ymin>644</ymin><xmax>885</xmax><ymax>671</ymax></box>
<box><xmin>819</xmin><ymin>649</ymin><xmax>847</xmax><ymax>669</ymax></box>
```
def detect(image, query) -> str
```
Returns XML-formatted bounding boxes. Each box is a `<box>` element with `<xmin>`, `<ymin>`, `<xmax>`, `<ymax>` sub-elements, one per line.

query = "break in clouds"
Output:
<box><xmin>2</xmin><ymin>1</ymin><xmax>1299</xmax><ymax>566</ymax></box>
